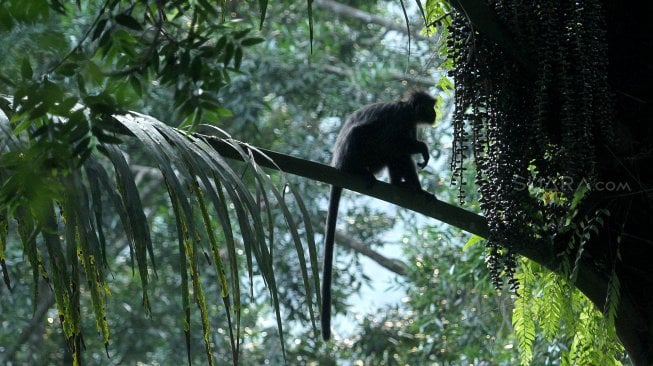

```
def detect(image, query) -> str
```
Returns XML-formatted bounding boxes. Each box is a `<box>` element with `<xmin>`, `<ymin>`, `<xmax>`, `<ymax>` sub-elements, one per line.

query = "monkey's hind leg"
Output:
<box><xmin>388</xmin><ymin>156</ymin><xmax>422</xmax><ymax>190</ymax></box>
<box><xmin>341</xmin><ymin>163</ymin><xmax>378</xmax><ymax>190</ymax></box>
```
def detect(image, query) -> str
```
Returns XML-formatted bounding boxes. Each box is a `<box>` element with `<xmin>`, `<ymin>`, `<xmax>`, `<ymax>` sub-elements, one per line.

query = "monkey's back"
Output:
<box><xmin>332</xmin><ymin>101</ymin><xmax>413</xmax><ymax>174</ymax></box>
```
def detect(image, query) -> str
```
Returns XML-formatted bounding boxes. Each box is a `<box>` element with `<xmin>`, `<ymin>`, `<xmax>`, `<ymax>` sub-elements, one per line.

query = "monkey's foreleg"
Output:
<box><xmin>404</xmin><ymin>140</ymin><xmax>429</xmax><ymax>169</ymax></box>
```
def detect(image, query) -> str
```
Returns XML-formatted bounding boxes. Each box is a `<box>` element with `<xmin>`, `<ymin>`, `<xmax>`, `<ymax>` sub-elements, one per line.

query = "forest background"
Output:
<box><xmin>0</xmin><ymin>0</ymin><xmax>641</xmax><ymax>365</ymax></box>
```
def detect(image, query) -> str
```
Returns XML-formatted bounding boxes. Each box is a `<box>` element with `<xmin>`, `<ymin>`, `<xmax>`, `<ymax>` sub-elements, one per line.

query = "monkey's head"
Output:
<box><xmin>405</xmin><ymin>90</ymin><xmax>436</xmax><ymax>125</ymax></box>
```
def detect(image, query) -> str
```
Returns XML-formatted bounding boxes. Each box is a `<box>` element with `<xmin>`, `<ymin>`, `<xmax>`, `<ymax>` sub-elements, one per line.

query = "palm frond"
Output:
<box><xmin>0</xmin><ymin>103</ymin><xmax>319</xmax><ymax>365</ymax></box>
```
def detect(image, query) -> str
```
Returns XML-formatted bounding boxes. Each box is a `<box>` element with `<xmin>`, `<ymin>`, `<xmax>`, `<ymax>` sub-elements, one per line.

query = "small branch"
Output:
<box><xmin>314</xmin><ymin>0</ymin><xmax>429</xmax><ymax>41</ymax></box>
<box><xmin>334</xmin><ymin>228</ymin><xmax>409</xmax><ymax>276</ymax></box>
<box><xmin>322</xmin><ymin>64</ymin><xmax>437</xmax><ymax>87</ymax></box>
<box><xmin>104</xmin><ymin>7</ymin><xmax>165</xmax><ymax>78</ymax></box>
<box><xmin>314</xmin><ymin>0</ymin><xmax>406</xmax><ymax>33</ymax></box>
<box><xmin>305</xmin><ymin>203</ymin><xmax>408</xmax><ymax>275</ymax></box>
<box><xmin>47</xmin><ymin>0</ymin><xmax>112</xmax><ymax>74</ymax></box>
<box><xmin>426</xmin><ymin>11</ymin><xmax>454</xmax><ymax>28</ymax></box>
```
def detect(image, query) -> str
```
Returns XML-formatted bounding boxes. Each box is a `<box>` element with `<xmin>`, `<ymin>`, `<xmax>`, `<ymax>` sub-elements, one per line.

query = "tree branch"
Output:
<box><xmin>201</xmin><ymin>135</ymin><xmax>489</xmax><ymax>238</ymax></box>
<box><xmin>334</xmin><ymin>228</ymin><xmax>409</xmax><ymax>276</ymax></box>
<box><xmin>201</xmin><ymin>135</ymin><xmax>562</xmax><ymax>269</ymax></box>
<box><xmin>199</xmin><ymin>136</ymin><xmax>614</xmax><ymax>298</ymax></box>
<box><xmin>322</xmin><ymin>64</ymin><xmax>436</xmax><ymax>87</ymax></box>
<box><xmin>314</xmin><ymin>0</ymin><xmax>406</xmax><ymax>34</ymax></box>
<box><xmin>314</xmin><ymin>0</ymin><xmax>429</xmax><ymax>41</ymax></box>
<box><xmin>200</xmin><ymin>135</ymin><xmax>558</xmax><ymax>270</ymax></box>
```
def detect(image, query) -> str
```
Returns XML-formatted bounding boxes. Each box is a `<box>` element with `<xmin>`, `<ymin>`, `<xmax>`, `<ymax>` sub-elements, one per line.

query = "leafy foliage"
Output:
<box><xmin>1</xmin><ymin>3</ymin><xmax>291</xmax><ymax>361</ymax></box>
<box><xmin>512</xmin><ymin>260</ymin><xmax>536</xmax><ymax>365</ymax></box>
<box><xmin>512</xmin><ymin>259</ymin><xmax>625</xmax><ymax>365</ymax></box>
<box><xmin>1</xmin><ymin>0</ymin><xmax>263</xmax><ymax>131</ymax></box>
<box><xmin>0</xmin><ymin>3</ymin><xmax>320</xmax><ymax>360</ymax></box>
<box><xmin>1</xmin><ymin>102</ymin><xmax>321</xmax><ymax>364</ymax></box>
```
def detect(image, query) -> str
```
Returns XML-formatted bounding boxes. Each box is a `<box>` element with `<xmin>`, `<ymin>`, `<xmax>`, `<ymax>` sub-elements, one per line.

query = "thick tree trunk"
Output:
<box><xmin>604</xmin><ymin>0</ymin><xmax>653</xmax><ymax>362</ymax></box>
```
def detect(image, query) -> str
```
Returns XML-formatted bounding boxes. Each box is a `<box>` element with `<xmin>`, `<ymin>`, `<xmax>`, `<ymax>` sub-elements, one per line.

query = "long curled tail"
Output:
<box><xmin>321</xmin><ymin>185</ymin><xmax>342</xmax><ymax>340</ymax></box>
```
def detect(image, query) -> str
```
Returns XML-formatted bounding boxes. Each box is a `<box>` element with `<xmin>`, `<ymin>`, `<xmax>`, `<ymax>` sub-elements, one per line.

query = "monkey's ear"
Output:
<box><xmin>405</xmin><ymin>90</ymin><xmax>436</xmax><ymax>107</ymax></box>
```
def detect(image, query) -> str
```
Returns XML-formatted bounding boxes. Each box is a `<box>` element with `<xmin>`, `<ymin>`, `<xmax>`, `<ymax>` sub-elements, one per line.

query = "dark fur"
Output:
<box><xmin>322</xmin><ymin>90</ymin><xmax>436</xmax><ymax>340</ymax></box>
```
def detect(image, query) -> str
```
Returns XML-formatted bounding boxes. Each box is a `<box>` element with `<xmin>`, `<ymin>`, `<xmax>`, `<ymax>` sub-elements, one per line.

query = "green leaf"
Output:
<box><xmin>64</xmin><ymin>174</ymin><xmax>110</xmax><ymax>348</ymax></box>
<box><xmin>513</xmin><ymin>296</ymin><xmax>536</xmax><ymax>365</ymax></box>
<box><xmin>76</xmin><ymin>74</ymin><xmax>87</xmax><ymax>96</ymax></box>
<box><xmin>0</xmin><ymin>72</ymin><xmax>16</xmax><ymax>88</ymax></box>
<box><xmin>216</xmin><ymin>107</ymin><xmax>233</xmax><ymax>117</ymax></box>
<box><xmin>52</xmin><ymin>96</ymin><xmax>79</xmax><ymax>116</ymax></box>
<box><xmin>103</xmin><ymin>144</ymin><xmax>154</xmax><ymax>314</ymax></box>
<box><xmin>307</xmin><ymin>0</ymin><xmax>314</xmax><ymax>52</ymax></box>
<box><xmin>603</xmin><ymin>270</ymin><xmax>620</xmax><ymax>338</ymax></box>
<box><xmin>98</xmin><ymin>26</ymin><xmax>113</xmax><ymax>50</ymax></box>
<box><xmin>240</xmin><ymin>37</ymin><xmax>265</xmax><ymax>47</ymax></box>
<box><xmin>570</xmin><ymin>182</ymin><xmax>589</xmax><ymax>210</ymax></box>
<box><xmin>129</xmin><ymin>76</ymin><xmax>142</xmax><ymax>97</ymax></box>
<box><xmin>190</xmin><ymin>57</ymin><xmax>203</xmax><ymax>81</ymax></box>
<box><xmin>21</xmin><ymin>58</ymin><xmax>33</xmax><ymax>80</ymax></box>
<box><xmin>540</xmin><ymin>274</ymin><xmax>564</xmax><ymax>341</ymax></box>
<box><xmin>197</xmin><ymin>0</ymin><xmax>217</xmax><ymax>15</ymax></box>
<box><xmin>233</xmin><ymin>28</ymin><xmax>251</xmax><ymax>39</ymax></box>
<box><xmin>92</xmin><ymin>18</ymin><xmax>108</xmax><ymax>40</ymax></box>
<box><xmin>215</xmin><ymin>35</ymin><xmax>227</xmax><ymax>51</ymax></box>
<box><xmin>286</xmin><ymin>183</ymin><xmax>321</xmax><ymax>334</ymax></box>
<box><xmin>57</xmin><ymin>62</ymin><xmax>79</xmax><ymax>77</ymax></box>
<box><xmin>223</xmin><ymin>42</ymin><xmax>234</xmax><ymax>67</ymax></box>
<box><xmin>13</xmin><ymin>210</ymin><xmax>38</xmax><ymax>298</ymax></box>
<box><xmin>463</xmin><ymin>234</ymin><xmax>484</xmax><ymax>251</ymax></box>
<box><xmin>115</xmin><ymin>13</ymin><xmax>143</xmax><ymax>31</ymax></box>
<box><xmin>258</xmin><ymin>0</ymin><xmax>268</xmax><ymax>29</ymax></box>
<box><xmin>143</xmin><ymin>117</ymin><xmax>278</xmax><ymax>361</ymax></box>
<box><xmin>234</xmin><ymin>47</ymin><xmax>243</xmax><ymax>70</ymax></box>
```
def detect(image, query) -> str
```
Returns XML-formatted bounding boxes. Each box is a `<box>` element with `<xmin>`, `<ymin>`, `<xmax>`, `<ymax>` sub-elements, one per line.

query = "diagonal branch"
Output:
<box><xmin>200</xmin><ymin>135</ymin><xmax>489</xmax><ymax>238</ymax></box>
<box><xmin>200</xmin><ymin>135</ymin><xmax>561</xmax><ymax>271</ymax></box>
<box><xmin>334</xmin><ymin>227</ymin><xmax>409</xmax><ymax>276</ymax></box>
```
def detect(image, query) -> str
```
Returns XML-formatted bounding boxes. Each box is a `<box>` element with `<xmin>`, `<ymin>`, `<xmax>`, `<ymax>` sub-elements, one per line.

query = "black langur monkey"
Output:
<box><xmin>321</xmin><ymin>90</ymin><xmax>436</xmax><ymax>340</ymax></box>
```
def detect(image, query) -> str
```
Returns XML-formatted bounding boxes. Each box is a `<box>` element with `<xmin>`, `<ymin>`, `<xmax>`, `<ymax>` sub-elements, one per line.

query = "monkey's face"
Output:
<box><xmin>406</xmin><ymin>90</ymin><xmax>437</xmax><ymax>124</ymax></box>
<box><xmin>417</xmin><ymin>101</ymin><xmax>436</xmax><ymax>124</ymax></box>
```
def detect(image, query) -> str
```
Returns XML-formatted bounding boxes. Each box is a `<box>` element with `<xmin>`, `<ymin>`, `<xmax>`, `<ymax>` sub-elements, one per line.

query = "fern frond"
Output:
<box><xmin>513</xmin><ymin>260</ymin><xmax>536</xmax><ymax>365</ymax></box>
